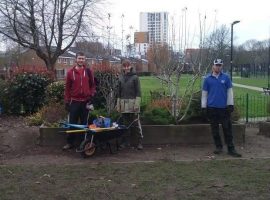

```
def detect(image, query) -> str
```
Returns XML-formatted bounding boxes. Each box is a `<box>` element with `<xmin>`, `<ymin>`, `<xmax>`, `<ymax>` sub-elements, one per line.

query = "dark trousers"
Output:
<box><xmin>207</xmin><ymin>107</ymin><xmax>235</xmax><ymax>151</ymax></box>
<box><xmin>121</xmin><ymin>113</ymin><xmax>143</xmax><ymax>145</ymax></box>
<box><xmin>67</xmin><ymin>101</ymin><xmax>89</xmax><ymax>145</ymax></box>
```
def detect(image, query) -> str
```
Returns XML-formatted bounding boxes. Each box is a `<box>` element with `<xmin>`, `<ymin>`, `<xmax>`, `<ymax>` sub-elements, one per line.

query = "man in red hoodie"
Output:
<box><xmin>63</xmin><ymin>52</ymin><xmax>96</xmax><ymax>150</ymax></box>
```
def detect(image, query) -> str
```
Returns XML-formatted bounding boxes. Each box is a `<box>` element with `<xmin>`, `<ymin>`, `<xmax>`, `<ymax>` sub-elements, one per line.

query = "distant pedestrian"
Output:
<box><xmin>116</xmin><ymin>59</ymin><xmax>143</xmax><ymax>150</ymax></box>
<box><xmin>201</xmin><ymin>58</ymin><xmax>241</xmax><ymax>157</ymax></box>
<box><xmin>63</xmin><ymin>52</ymin><xmax>96</xmax><ymax>150</ymax></box>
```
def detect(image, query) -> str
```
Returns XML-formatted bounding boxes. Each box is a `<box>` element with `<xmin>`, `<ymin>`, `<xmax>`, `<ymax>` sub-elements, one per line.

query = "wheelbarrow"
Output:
<box><xmin>60</xmin><ymin>118</ymin><xmax>138</xmax><ymax>158</ymax></box>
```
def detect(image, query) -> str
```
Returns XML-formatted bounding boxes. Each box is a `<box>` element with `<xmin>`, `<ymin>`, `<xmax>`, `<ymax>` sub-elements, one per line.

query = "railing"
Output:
<box><xmin>235</xmin><ymin>94</ymin><xmax>270</xmax><ymax>123</ymax></box>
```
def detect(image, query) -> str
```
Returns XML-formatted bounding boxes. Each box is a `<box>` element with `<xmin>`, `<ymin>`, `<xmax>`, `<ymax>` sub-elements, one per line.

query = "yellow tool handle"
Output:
<box><xmin>65</xmin><ymin>129</ymin><xmax>87</xmax><ymax>134</ymax></box>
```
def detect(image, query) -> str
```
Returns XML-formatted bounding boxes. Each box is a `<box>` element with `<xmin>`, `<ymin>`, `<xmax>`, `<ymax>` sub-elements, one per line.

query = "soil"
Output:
<box><xmin>1</xmin><ymin>115</ymin><xmax>270</xmax><ymax>165</ymax></box>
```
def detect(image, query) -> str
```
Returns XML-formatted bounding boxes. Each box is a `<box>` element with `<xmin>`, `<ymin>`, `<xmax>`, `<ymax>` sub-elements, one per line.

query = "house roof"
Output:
<box><xmin>15</xmin><ymin>46</ymin><xmax>148</xmax><ymax>63</ymax></box>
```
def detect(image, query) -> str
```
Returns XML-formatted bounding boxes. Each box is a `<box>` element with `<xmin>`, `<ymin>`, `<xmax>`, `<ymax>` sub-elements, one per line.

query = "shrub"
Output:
<box><xmin>41</xmin><ymin>102</ymin><xmax>67</xmax><ymax>126</ymax></box>
<box><xmin>231</xmin><ymin>105</ymin><xmax>241</xmax><ymax>122</ymax></box>
<box><xmin>7</xmin><ymin>72</ymin><xmax>53</xmax><ymax>114</ymax></box>
<box><xmin>25</xmin><ymin>111</ymin><xmax>43</xmax><ymax>126</ymax></box>
<box><xmin>0</xmin><ymin>79</ymin><xmax>10</xmax><ymax>114</ymax></box>
<box><xmin>181</xmin><ymin>91</ymin><xmax>241</xmax><ymax>123</ymax></box>
<box><xmin>150</xmin><ymin>88</ymin><xmax>166</xmax><ymax>100</ymax></box>
<box><xmin>142</xmin><ymin>107</ymin><xmax>174</xmax><ymax>125</ymax></box>
<box><xmin>26</xmin><ymin>102</ymin><xmax>67</xmax><ymax>127</ymax></box>
<box><xmin>147</xmin><ymin>97</ymin><xmax>171</xmax><ymax>110</ymax></box>
<box><xmin>91</xmin><ymin>63</ymin><xmax>119</xmax><ymax>112</ymax></box>
<box><xmin>180</xmin><ymin>91</ymin><xmax>203</xmax><ymax>122</ymax></box>
<box><xmin>45</xmin><ymin>81</ymin><xmax>65</xmax><ymax>104</ymax></box>
<box><xmin>142</xmin><ymin>95</ymin><xmax>174</xmax><ymax>125</ymax></box>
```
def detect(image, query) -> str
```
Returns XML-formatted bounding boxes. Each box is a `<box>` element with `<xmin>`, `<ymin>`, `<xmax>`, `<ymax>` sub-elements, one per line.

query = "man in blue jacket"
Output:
<box><xmin>201</xmin><ymin>59</ymin><xmax>241</xmax><ymax>157</ymax></box>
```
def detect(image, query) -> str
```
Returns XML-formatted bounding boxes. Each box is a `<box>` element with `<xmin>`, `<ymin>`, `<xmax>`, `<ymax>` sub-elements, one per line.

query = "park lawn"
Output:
<box><xmin>140</xmin><ymin>75</ymin><xmax>265</xmax><ymax>96</ymax></box>
<box><xmin>233</xmin><ymin>77</ymin><xmax>269</xmax><ymax>88</ymax></box>
<box><xmin>1</xmin><ymin>159</ymin><xmax>270</xmax><ymax>199</ymax></box>
<box><xmin>140</xmin><ymin>75</ymin><xmax>201</xmax><ymax>96</ymax></box>
<box><xmin>140</xmin><ymin>76</ymin><xmax>269</xmax><ymax>118</ymax></box>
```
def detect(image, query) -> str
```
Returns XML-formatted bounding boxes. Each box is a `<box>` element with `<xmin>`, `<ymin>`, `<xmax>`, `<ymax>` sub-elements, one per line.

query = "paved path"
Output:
<box><xmin>233</xmin><ymin>83</ymin><xmax>263</xmax><ymax>92</ymax></box>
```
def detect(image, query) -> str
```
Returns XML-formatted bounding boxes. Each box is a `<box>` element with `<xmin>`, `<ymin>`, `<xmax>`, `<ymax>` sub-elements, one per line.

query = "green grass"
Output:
<box><xmin>140</xmin><ymin>75</ymin><xmax>265</xmax><ymax>96</ymax></box>
<box><xmin>140</xmin><ymin>75</ymin><xmax>201</xmax><ymax>96</ymax></box>
<box><xmin>139</xmin><ymin>75</ymin><xmax>270</xmax><ymax>119</ymax></box>
<box><xmin>1</xmin><ymin>159</ymin><xmax>270</xmax><ymax>199</ymax></box>
<box><xmin>233</xmin><ymin>76</ymin><xmax>269</xmax><ymax>88</ymax></box>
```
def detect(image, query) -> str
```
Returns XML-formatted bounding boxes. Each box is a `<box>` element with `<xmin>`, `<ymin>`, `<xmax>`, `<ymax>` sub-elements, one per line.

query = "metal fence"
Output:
<box><xmin>235</xmin><ymin>94</ymin><xmax>270</xmax><ymax>123</ymax></box>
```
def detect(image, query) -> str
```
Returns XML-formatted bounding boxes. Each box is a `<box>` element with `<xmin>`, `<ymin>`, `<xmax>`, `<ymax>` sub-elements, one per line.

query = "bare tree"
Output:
<box><xmin>147</xmin><ymin>43</ymin><xmax>170</xmax><ymax>73</ymax></box>
<box><xmin>92</xmin><ymin>63</ymin><xmax>119</xmax><ymax>115</ymax></box>
<box><xmin>239</xmin><ymin>39</ymin><xmax>268</xmax><ymax>64</ymax></box>
<box><xmin>75</xmin><ymin>40</ymin><xmax>106</xmax><ymax>56</ymax></box>
<box><xmin>204</xmin><ymin>25</ymin><xmax>230</xmax><ymax>64</ymax></box>
<box><xmin>0</xmin><ymin>0</ymin><xmax>103</xmax><ymax>70</ymax></box>
<box><xmin>148</xmin><ymin>24</ymin><xmax>230</xmax><ymax>124</ymax></box>
<box><xmin>147</xmin><ymin>43</ymin><xmax>201</xmax><ymax>124</ymax></box>
<box><xmin>187</xmin><ymin>24</ymin><xmax>231</xmax><ymax>73</ymax></box>
<box><xmin>235</xmin><ymin>39</ymin><xmax>269</xmax><ymax>76</ymax></box>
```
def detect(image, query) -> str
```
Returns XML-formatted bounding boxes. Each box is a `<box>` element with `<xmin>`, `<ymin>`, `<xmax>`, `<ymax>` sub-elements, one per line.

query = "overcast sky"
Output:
<box><xmin>1</xmin><ymin>0</ymin><xmax>269</xmax><ymax>51</ymax></box>
<box><xmin>105</xmin><ymin>0</ymin><xmax>270</xmax><ymax>49</ymax></box>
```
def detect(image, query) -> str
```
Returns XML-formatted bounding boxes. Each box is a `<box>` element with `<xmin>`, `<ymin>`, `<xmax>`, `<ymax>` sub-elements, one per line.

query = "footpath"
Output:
<box><xmin>233</xmin><ymin>83</ymin><xmax>263</xmax><ymax>92</ymax></box>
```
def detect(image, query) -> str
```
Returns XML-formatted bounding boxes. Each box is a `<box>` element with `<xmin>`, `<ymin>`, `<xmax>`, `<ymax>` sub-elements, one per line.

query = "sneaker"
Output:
<box><xmin>137</xmin><ymin>143</ymin><xmax>143</xmax><ymax>150</ymax></box>
<box><xmin>228</xmin><ymin>150</ymin><xmax>242</xmax><ymax>157</ymax></box>
<box><xmin>62</xmin><ymin>143</ymin><xmax>73</xmax><ymax>150</ymax></box>
<box><xmin>213</xmin><ymin>148</ymin><xmax>223</xmax><ymax>154</ymax></box>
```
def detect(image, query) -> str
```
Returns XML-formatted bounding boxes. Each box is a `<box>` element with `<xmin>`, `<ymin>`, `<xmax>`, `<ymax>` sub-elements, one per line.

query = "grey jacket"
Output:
<box><xmin>116</xmin><ymin>71</ymin><xmax>141</xmax><ymax>113</ymax></box>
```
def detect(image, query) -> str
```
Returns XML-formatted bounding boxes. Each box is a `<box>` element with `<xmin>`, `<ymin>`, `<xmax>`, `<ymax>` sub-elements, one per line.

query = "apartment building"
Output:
<box><xmin>139</xmin><ymin>12</ymin><xmax>169</xmax><ymax>45</ymax></box>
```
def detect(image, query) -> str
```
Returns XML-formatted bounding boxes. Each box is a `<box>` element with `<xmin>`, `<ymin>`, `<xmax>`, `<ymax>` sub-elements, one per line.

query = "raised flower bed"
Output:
<box><xmin>39</xmin><ymin>123</ymin><xmax>245</xmax><ymax>146</ymax></box>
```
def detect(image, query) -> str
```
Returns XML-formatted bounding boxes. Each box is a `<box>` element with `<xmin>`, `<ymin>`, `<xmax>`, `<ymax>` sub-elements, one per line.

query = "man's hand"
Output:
<box><xmin>115</xmin><ymin>98</ymin><xmax>120</xmax><ymax>112</ymax></box>
<box><xmin>227</xmin><ymin>105</ymin><xmax>234</xmax><ymax>113</ymax></box>
<box><xmin>201</xmin><ymin>108</ymin><xmax>209</xmax><ymax>122</ymax></box>
<box><xmin>134</xmin><ymin>106</ymin><xmax>140</xmax><ymax>112</ymax></box>
<box><xmin>65</xmin><ymin>103</ymin><xmax>70</xmax><ymax>112</ymax></box>
<box><xmin>86</xmin><ymin>103</ymin><xmax>94</xmax><ymax>111</ymax></box>
<box><xmin>134</xmin><ymin>97</ymin><xmax>141</xmax><ymax>113</ymax></box>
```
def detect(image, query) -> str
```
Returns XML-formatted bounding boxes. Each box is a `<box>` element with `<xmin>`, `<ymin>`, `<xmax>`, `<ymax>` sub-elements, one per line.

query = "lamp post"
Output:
<box><xmin>230</xmin><ymin>20</ymin><xmax>240</xmax><ymax>81</ymax></box>
<box><xmin>267</xmin><ymin>38</ymin><xmax>270</xmax><ymax>89</ymax></box>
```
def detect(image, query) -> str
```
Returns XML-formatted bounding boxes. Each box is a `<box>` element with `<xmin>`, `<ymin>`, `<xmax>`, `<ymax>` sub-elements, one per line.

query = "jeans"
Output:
<box><xmin>120</xmin><ymin>113</ymin><xmax>143</xmax><ymax>145</ymax></box>
<box><xmin>67</xmin><ymin>100</ymin><xmax>89</xmax><ymax>145</ymax></box>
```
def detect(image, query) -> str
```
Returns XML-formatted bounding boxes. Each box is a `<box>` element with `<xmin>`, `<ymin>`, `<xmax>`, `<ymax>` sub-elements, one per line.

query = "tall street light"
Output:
<box><xmin>230</xmin><ymin>20</ymin><xmax>240</xmax><ymax>81</ymax></box>
<box><xmin>267</xmin><ymin>38</ymin><xmax>270</xmax><ymax>90</ymax></box>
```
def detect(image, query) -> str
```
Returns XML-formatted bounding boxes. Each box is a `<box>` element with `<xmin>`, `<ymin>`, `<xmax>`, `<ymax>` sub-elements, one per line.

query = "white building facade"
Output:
<box><xmin>139</xmin><ymin>12</ymin><xmax>169</xmax><ymax>44</ymax></box>
<box><xmin>135</xmin><ymin>12</ymin><xmax>168</xmax><ymax>57</ymax></box>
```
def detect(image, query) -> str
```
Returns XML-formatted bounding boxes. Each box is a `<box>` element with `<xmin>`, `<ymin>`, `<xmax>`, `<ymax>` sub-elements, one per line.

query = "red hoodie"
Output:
<box><xmin>64</xmin><ymin>65</ymin><xmax>96</xmax><ymax>103</ymax></box>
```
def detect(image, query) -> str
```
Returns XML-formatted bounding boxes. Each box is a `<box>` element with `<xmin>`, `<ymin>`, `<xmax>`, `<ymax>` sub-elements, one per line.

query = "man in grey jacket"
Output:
<box><xmin>116</xmin><ymin>59</ymin><xmax>143</xmax><ymax>150</ymax></box>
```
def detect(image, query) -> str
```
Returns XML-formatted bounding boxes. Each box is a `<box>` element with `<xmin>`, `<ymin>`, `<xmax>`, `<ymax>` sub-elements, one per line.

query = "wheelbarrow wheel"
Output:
<box><xmin>80</xmin><ymin>140</ymin><xmax>96</xmax><ymax>158</ymax></box>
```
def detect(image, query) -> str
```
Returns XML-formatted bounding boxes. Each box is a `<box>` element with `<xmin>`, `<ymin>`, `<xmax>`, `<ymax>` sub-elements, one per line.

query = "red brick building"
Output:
<box><xmin>9</xmin><ymin>47</ymin><xmax>149</xmax><ymax>79</ymax></box>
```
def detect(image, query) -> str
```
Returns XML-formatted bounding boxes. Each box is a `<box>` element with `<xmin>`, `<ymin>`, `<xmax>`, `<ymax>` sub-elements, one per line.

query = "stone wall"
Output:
<box><xmin>39</xmin><ymin>124</ymin><xmax>246</xmax><ymax>146</ymax></box>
